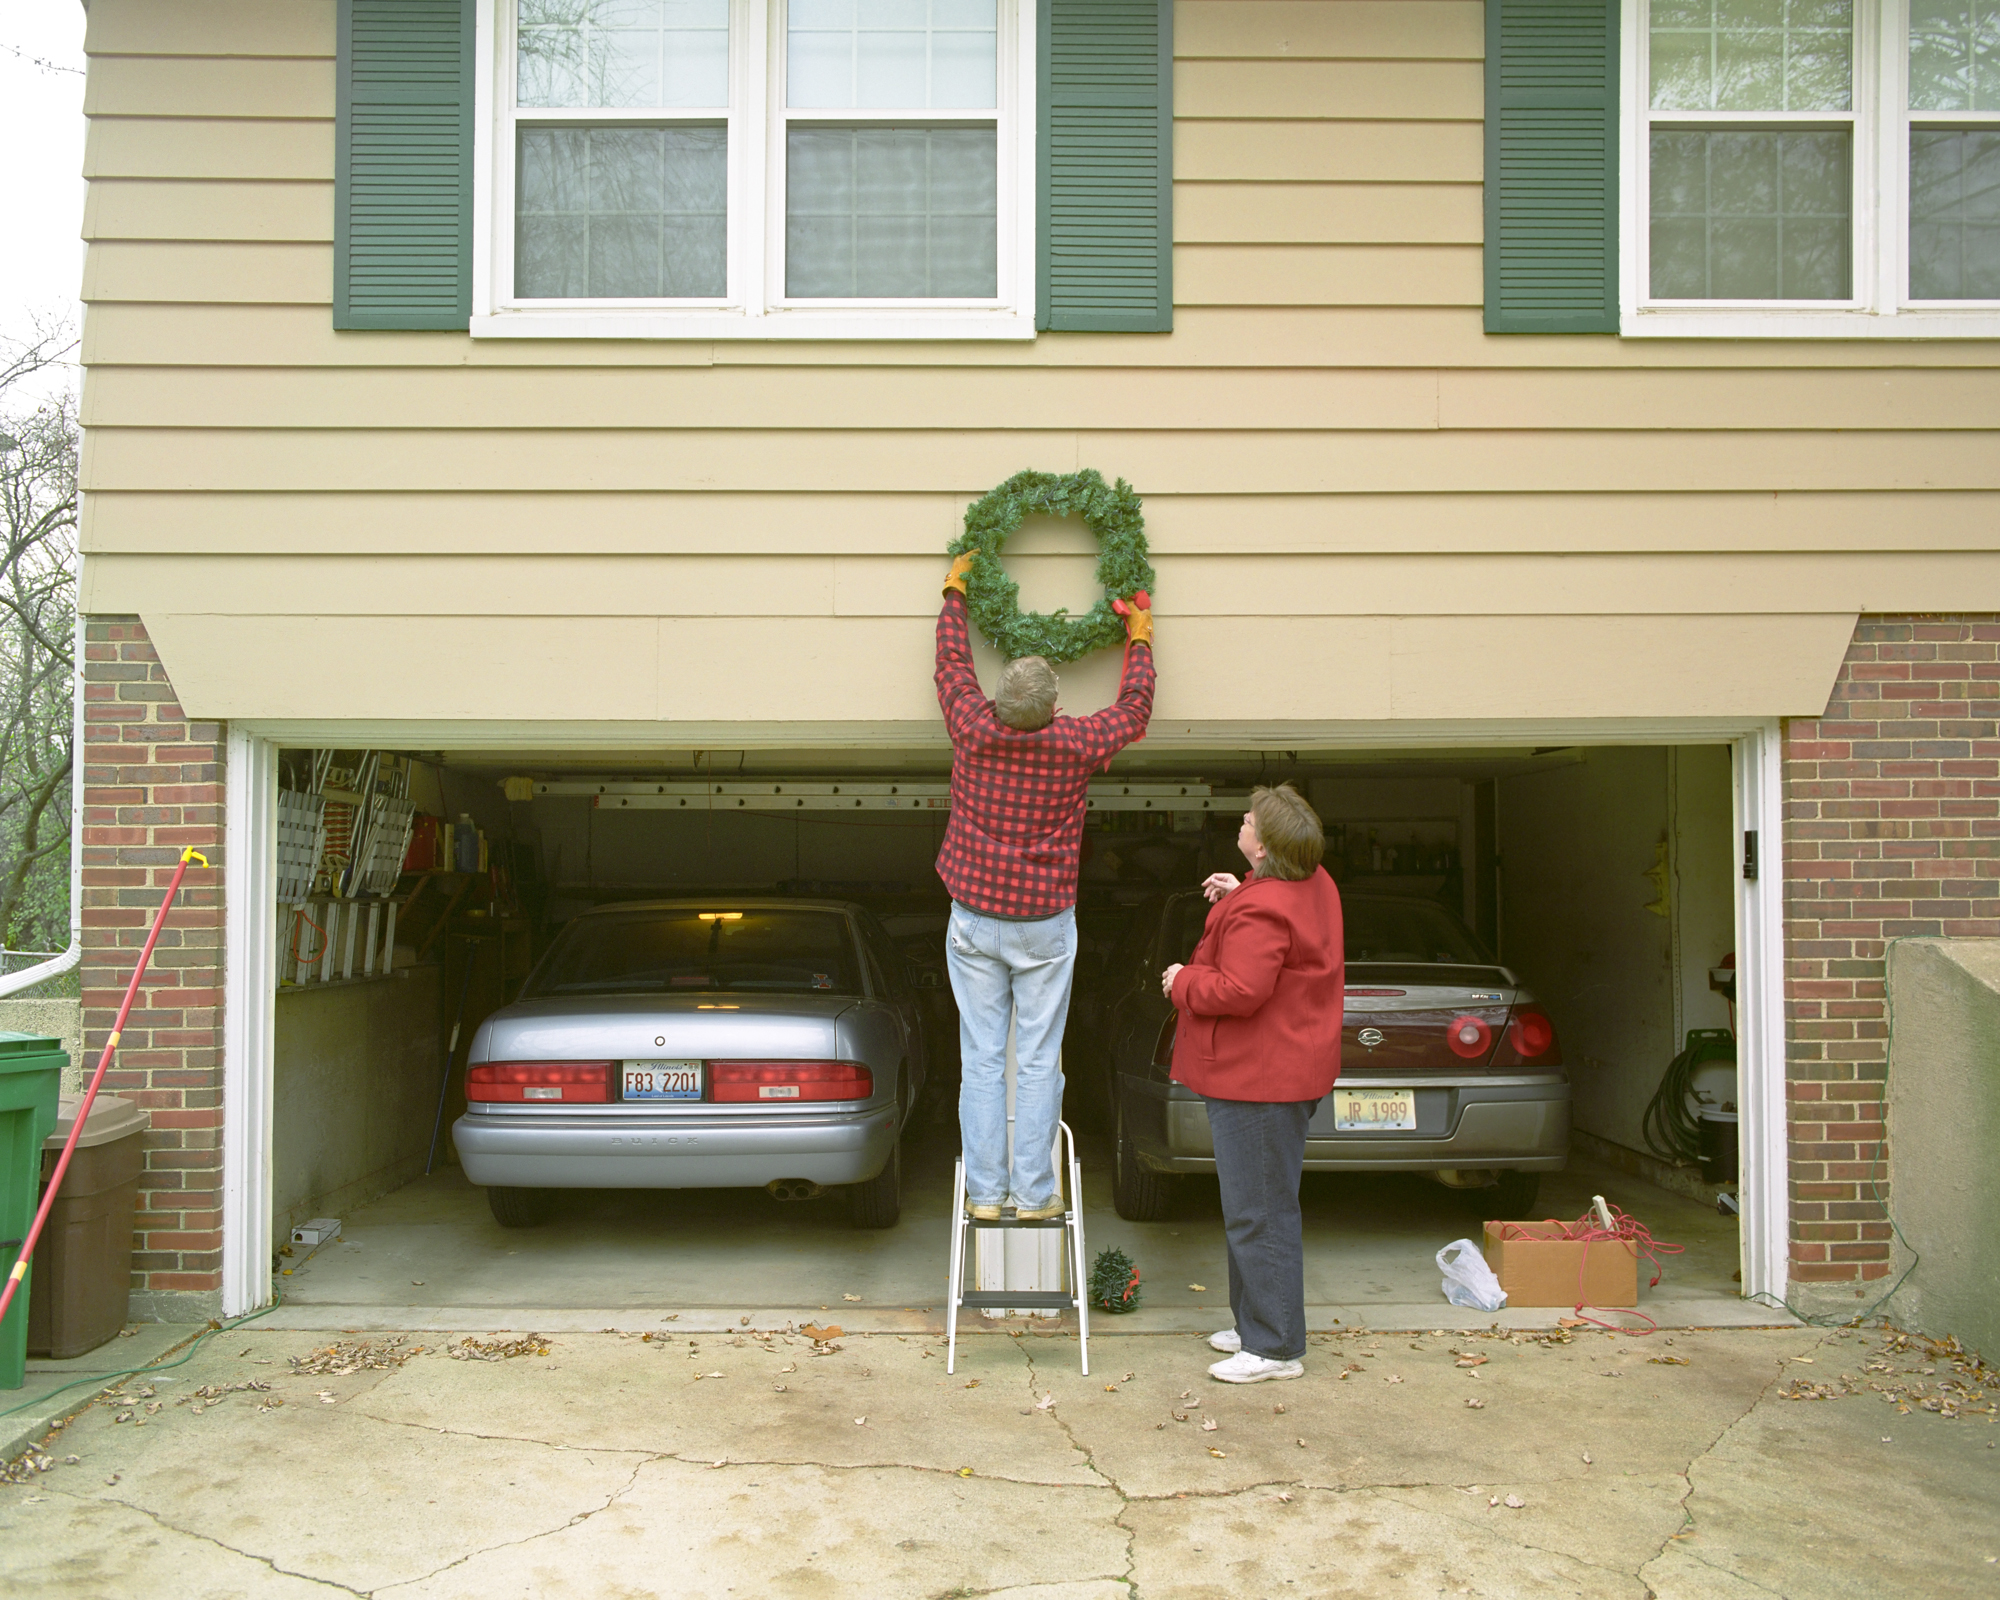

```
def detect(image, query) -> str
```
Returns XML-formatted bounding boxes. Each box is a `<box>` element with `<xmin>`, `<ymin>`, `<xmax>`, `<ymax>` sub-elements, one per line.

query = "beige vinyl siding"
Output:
<box><xmin>75</xmin><ymin>0</ymin><xmax>2000</xmax><ymax>729</ymax></box>
<box><xmin>77</xmin><ymin>490</ymin><xmax>2000</xmax><ymax>557</ymax></box>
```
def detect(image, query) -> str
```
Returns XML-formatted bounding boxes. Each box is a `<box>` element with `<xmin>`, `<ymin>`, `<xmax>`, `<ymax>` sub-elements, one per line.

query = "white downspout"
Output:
<box><xmin>0</xmin><ymin>596</ymin><xmax>86</xmax><ymax>998</ymax></box>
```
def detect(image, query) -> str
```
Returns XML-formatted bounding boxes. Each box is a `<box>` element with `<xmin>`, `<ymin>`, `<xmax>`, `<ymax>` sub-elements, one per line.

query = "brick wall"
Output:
<box><xmin>1782</xmin><ymin>615</ymin><xmax>2000</xmax><ymax>1302</ymax></box>
<box><xmin>80</xmin><ymin>615</ymin><xmax>226</xmax><ymax>1318</ymax></box>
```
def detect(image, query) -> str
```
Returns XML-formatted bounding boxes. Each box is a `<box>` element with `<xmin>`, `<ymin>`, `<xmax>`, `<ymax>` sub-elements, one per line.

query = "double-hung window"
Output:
<box><xmin>477</xmin><ymin>0</ymin><xmax>1031</xmax><ymax>336</ymax></box>
<box><xmin>1626</xmin><ymin>0</ymin><xmax>2000</xmax><ymax>331</ymax></box>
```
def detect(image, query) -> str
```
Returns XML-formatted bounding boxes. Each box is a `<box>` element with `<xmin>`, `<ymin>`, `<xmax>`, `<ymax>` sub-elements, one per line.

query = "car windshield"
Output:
<box><xmin>1344</xmin><ymin>897</ymin><xmax>1490</xmax><ymax>965</ymax></box>
<box><xmin>524</xmin><ymin>909</ymin><xmax>862</xmax><ymax>997</ymax></box>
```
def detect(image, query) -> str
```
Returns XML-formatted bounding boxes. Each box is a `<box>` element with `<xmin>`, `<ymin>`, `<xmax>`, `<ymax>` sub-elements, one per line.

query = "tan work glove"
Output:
<box><xmin>1112</xmin><ymin>589</ymin><xmax>1153</xmax><ymax>647</ymax></box>
<box><xmin>944</xmin><ymin>551</ymin><xmax>975</xmax><ymax>598</ymax></box>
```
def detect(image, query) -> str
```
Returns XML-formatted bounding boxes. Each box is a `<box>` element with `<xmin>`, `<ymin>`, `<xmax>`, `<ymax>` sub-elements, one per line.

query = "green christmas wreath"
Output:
<box><xmin>947</xmin><ymin>468</ymin><xmax>1156</xmax><ymax>663</ymax></box>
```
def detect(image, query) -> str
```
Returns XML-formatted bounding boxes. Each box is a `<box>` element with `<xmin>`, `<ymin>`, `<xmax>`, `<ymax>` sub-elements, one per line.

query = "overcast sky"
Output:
<box><xmin>1</xmin><ymin>1</ymin><xmax>88</xmax><ymax>392</ymax></box>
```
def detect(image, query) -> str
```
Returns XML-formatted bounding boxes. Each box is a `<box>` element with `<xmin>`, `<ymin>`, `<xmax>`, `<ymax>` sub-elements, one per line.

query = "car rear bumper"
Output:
<box><xmin>452</xmin><ymin>1105</ymin><xmax>900</xmax><ymax>1189</ymax></box>
<box><xmin>1123</xmin><ymin>1075</ymin><xmax>1570</xmax><ymax>1174</ymax></box>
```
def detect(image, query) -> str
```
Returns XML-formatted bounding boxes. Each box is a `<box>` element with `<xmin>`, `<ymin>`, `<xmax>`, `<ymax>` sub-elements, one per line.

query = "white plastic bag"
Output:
<box><xmin>1437</xmin><ymin>1238</ymin><xmax>1507</xmax><ymax>1312</ymax></box>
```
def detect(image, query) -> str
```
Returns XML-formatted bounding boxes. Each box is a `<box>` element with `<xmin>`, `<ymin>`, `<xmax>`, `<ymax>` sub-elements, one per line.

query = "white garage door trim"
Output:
<box><xmin>220</xmin><ymin>717</ymin><xmax>1790</xmax><ymax>1318</ymax></box>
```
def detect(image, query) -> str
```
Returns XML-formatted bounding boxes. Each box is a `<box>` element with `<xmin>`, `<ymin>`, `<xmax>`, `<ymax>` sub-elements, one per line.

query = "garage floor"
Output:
<box><xmin>265</xmin><ymin>1141</ymin><xmax>1785</xmax><ymax>1334</ymax></box>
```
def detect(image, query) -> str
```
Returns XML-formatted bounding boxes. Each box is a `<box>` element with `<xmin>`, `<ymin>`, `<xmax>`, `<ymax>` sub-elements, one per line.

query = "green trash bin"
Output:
<box><xmin>0</xmin><ymin>1031</ymin><xmax>67</xmax><ymax>1390</ymax></box>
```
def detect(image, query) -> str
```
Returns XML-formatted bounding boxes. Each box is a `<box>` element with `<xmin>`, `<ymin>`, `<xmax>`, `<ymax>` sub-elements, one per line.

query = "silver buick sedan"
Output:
<box><xmin>452</xmin><ymin>900</ymin><xmax>928</xmax><ymax>1228</ymax></box>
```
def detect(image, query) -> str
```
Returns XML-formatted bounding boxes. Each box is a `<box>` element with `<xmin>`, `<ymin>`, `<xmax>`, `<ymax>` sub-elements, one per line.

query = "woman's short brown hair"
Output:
<box><xmin>1250</xmin><ymin>783</ymin><xmax>1324</xmax><ymax>880</ymax></box>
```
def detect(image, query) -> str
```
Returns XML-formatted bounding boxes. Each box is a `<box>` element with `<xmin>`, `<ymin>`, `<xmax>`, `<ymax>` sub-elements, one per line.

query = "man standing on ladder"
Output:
<box><xmin>934</xmin><ymin>555</ymin><xmax>1155</xmax><ymax>1219</ymax></box>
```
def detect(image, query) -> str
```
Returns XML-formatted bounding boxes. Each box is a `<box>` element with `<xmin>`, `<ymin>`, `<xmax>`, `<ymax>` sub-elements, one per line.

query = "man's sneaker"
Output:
<box><xmin>967</xmin><ymin>1201</ymin><xmax>1003</xmax><ymax>1221</ymax></box>
<box><xmin>1011</xmin><ymin>1197</ymin><xmax>1065</xmax><ymax>1221</ymax></box>
<box><xmin>1208</xmin><ymin>1351</ymin><xmax>1304</xmax><ymax>1384</ymax></box>
<box><xmin>1208</xmin><ymin>1328</ymin><xmax>1242</xmax><ymax>1354</ymax></box>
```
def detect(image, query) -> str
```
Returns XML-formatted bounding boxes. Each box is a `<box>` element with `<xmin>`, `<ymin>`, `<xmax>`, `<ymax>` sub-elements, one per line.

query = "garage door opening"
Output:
<box><xmin>256</xmin><ymin>740</ymin><xmax>1763</xmax><ymax>1329</ymax></box>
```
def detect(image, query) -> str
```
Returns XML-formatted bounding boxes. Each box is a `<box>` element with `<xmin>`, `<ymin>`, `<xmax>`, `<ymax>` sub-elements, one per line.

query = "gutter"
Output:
<box><xmin>0</xmin><ymin>596</ymin><xmax>86</xmax><ymax>998</ymax></box>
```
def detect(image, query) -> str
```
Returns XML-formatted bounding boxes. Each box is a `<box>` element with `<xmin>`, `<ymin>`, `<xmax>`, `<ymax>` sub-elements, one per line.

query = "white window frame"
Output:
<box><xmin>1621</xmin><ymin>0</ymin><xmax>2000</xmax><ymax>336</ymax></box>
<box><xmin>471</xmin><ymin>0</ymin><xmax>1037</xmax><ymax>340</ymax></box>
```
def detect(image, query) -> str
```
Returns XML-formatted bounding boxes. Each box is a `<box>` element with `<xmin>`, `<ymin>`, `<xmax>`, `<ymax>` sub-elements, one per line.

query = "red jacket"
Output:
<box><xmin>1169</xmin><ymin>868</ymin><xmax>1345</xmax><ymax>1102</ymax></box>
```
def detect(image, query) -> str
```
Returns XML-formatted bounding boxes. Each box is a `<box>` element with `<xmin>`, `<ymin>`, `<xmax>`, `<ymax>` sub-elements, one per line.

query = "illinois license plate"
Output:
<box><xmin>622</xmin><ymin>1061</ymin><xmax>702</xmax><ymax>1101</ymax></box>
<box><xmin>1334</xmin><ymin>1089</ymin><xmax>1416</xmax><ymax>1131</ymax></box>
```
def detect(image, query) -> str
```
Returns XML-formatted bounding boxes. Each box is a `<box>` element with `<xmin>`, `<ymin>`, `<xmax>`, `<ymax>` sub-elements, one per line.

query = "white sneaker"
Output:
<box><xmin>1208</xmin><ymin>1351</ymin><xmax>1304</xmax><ymax>1384</ymax></box>
<box><xmin>1208</xmin><ymin>1328</ymin><xmax>1242</xmax><ymax>1353</ymax></box>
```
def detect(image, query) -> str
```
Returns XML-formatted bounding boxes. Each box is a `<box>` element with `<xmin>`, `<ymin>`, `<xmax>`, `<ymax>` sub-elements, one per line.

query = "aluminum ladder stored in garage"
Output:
<box><xmin>945</xmin><ymin>1120</ymin><xmax>1089</xmax><ymax>1375</ymax></box>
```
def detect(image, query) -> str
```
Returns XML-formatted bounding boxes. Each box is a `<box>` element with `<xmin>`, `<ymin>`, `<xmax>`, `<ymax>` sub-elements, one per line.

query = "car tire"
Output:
<box><xmin>1490</xmin><ymin>1170</ymin><xmax>1542</xmax><ymax>1217</ymax></box>
<box><xmin>1112</xmin><ymin>1099</ymin><xmax>1175</xmax><ymax>1222</ymax></box>
<box><xmin>487</xmin><ymin>1185</ymin><xmax>553</xmax><ymax>1229</ymax></box>
<box><xmin>848</xmin><ymin>1140</ymin><xmax>902</xmax><ymax>1229</ymax></box>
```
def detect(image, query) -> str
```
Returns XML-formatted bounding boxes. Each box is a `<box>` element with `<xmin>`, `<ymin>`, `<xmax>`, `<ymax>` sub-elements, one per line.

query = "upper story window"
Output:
<box><xmin>1623</xmin><ymin>0</ymin><xmax>2000</xmax><ymax>332</ymax></box>
<box><xmin>475</xmin><ymin>0</ymin><xmax>1034</xmax><ymax>338</ymax></box>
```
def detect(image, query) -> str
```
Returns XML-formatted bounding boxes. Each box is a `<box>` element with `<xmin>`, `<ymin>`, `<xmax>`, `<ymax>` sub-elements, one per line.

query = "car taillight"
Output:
<box><xmin>1151</xmin><ymin>1014</ymin><xmax>1177</xmax><ymax>1067</ymax></box>
<box><xmin>1445</xmin><ymin>1015</ymin><xmax>1492</xmax><ymax>1059</ymax></box>
<box><xmin>1498</xmin><ymin>1004</ymin><xmax>1562</xmax><ymax>1065</ymax></box>
<box><xmin>710</xmin><ymin>1061</ymin><xmax>872</xmax><ymax>1103</ymax></box>
<box><xmin>466</xmin><ymin>1061</ymin><xmax>612</xmax><ymax>1104</ymax></box>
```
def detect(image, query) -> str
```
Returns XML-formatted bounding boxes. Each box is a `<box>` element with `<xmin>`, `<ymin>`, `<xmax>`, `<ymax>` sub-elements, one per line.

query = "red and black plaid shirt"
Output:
<box><xmin>934</xmin><ymin>592</ymin><xmax>1155</xmax><ymax>918</ymax></box>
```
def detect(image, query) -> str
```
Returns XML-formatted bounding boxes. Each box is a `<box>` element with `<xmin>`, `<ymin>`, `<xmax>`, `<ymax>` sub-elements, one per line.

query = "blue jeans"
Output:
<box><xmin>946</xmin><ymin>902</ymin><xmax>1077</xmax><ymax>1209</ymax></box>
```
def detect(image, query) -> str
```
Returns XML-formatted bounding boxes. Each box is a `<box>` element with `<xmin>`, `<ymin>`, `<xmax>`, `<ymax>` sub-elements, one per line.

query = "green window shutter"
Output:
<box><xmin>335</xmin><ymin>0</ymin><xmax>474</xmax><ymax>331</ymax></box>
<box><xmin>1484</xmin><ymin>0</ymin><xmax>1620</xmax><ymax>333</ymax></box>
<box><xmin>1037</xmin><ymin>0</ymin><xmax>1173</xmax><ymax>332</ymax></box>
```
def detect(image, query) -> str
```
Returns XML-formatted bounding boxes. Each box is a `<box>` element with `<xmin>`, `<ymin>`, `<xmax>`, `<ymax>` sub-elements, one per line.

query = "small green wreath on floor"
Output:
<box><xmin>1090</xmin><ymin>1246</ymin><xmax>1144</xmax><ymax>1314</ymax></box>
<box><xmin>948</xmin><ymin>468</ymin><xmax>1156</xmax><ymax>664</ymax></box>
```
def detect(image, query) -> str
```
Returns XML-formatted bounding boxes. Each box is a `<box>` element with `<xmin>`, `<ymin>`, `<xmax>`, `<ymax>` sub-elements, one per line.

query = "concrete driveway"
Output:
<box><xmin>2</xmin><ymin>1320</ymin><xmax>1994</xmax><ymax>1598</ymax></box>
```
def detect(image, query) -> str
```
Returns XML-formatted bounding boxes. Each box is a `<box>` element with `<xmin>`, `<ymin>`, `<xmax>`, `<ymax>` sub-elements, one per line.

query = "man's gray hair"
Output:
<box><xmin>995</xmin><ymin>656</ymin><xmax>1059</xmax><ymax>731</ymax></box>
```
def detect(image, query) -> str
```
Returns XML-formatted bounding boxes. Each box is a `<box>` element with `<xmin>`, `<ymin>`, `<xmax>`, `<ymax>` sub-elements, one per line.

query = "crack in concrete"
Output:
<box><xmin>375</xmin><ymin>1452</ymin><xmax>661</xmax><ymax>1596</ymax></box>
<box><xmin>1631</xmin><ymin>1329</ymin><xmax>1842</xmax><ymax>1593</ymax></box>
<box><xmin>1023</xmin><ymin>1345</ymin><xmax>1139</xmax><ymax>1597</ymax></box>
<box><xmin>42</xmin><ymin>1486</ymin><xmax>369</xmax><ymax>1597</ymax></box>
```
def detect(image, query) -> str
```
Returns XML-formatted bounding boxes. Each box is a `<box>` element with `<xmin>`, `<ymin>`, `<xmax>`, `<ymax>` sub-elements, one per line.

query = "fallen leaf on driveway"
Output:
<box><xmin>694</xmin><ymin>1371</ymin><xmax>725</xmax><ymax>1381</ymax></box>
<box><xmin>1201</xmin><ymin>1417</ymin><xmax>1218</xmax><ymax>1432</ymax></box>
<box><xmin>1558</xmin><ymin>1317</ymin><xmax>1586</xmax><ymax>1329</ymax></box>
<box><xmin>1275</xmin><ymin>1491</ymin><xmax>1293</xmax><ymax>1502</ymax></box>
<box><xmin>1504</xmin><ymin>1495</ymin><xmax>1525</xmax><ymax>1509</ymax></box>
<box><xmin>964</xmin><ymin>1380</ymin><xmax>980</xmax><ymax>1389</ymax></box>
<box><xmin>1035</xmin><ymin>1393</ymin><xmax>1056</xmax><ymax>1410</ymax></box>
<box><xmin>316</xmin><ymin>1391</ymin><xmax>335</xmax><ymax>1405</ymax></box>
<box><xmin>1650</xmin><ymin>1356</ymin><xmax>1690</xmax><ymax>1366</ymax></box>
<box><xmin>773</xmin><ymin>1384</ymin><xmax>788</xmax><ymax>1393</ymax></box>
<box><xmin>958</xmin><ymin>1467</ymin><xmax>973</xmax><ymax>1477</ymax></box>
<box><xmin>801</xmin><ymin>1323</ymin><xmax>842</xmax><ymax>1341</ymax></box>
<box><xmin>1189</xmin><ymin>1284</ymin><xmax>1207</xmax><ymax>1292</ymax></box>
<box><xmin>1385</xmin><ymin>1374</ymin><xmax>1404</xmax><ymax>1384</ymax></box>
<box><xmin>854</xmin><ymin>1417</ymin><xmax>867</xmax><ymax>1425</ymax></box>
<box><xmin>1456</xmin><ymin>1355</ymin><xmax>1488</xmax><ymax>1368</ymax></box>
<box><xmin>1582</xmin><ymin>1450</ymin><xmax>1592</xmax><ymax>1464</ymax></box>
<box><xmin>1297</xmin><ymin>1438</ymin><xmax>1307</xmax><ymax>1448</ymax></box>
<box><xmin>1466</xmin><ymin>1398</ymin><xmax>1486</xmax><ymax>1409</ymax></box>
<box><xmin>1273</xmin><ymin>1402</ymin><xmax>1286</xmax><ymax>1414</ymax></box>
<box><xmin>1207</xmin><ymin>1448</ymin><xmax>1227</xmax><ymax>1458</ymax></box>
<box><xmin>779</xmin><ymin>1363</ymin><xmax>797</xmax><ymax>1373</ymax></box>
<box><xmin>842</xmin><ymin>1294</ymin><xmax>862</xmax><ymax>1302</ymax></box>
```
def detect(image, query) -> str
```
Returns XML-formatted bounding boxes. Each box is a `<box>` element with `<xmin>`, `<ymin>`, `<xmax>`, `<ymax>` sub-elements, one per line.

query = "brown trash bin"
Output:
<box><xmin>27</xmin><ymin>1094</ymin><xmax>149</xmax><ymax>1359</ymax></box>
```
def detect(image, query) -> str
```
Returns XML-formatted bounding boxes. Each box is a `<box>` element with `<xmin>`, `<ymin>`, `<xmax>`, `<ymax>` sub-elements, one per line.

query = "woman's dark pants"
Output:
<box><xmin>1202</xmin><ymin>1095</ymin><xmax>1320</xmax><ymax>1362</ymax></box>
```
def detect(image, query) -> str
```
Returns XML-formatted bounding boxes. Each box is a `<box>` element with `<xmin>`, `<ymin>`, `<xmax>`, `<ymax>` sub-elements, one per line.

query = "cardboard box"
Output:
<box><xmin>1483</xmin><ymin>1221</ymin><xmax>1639</xmax><ymax>1308</ymax></box>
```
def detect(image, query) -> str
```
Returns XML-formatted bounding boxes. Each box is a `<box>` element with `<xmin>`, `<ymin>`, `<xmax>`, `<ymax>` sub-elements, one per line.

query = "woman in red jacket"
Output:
<box><xmin>1162</xmin><ymin>783</ymin><xmax>1344</xmax><ymax>1383</ymax></box>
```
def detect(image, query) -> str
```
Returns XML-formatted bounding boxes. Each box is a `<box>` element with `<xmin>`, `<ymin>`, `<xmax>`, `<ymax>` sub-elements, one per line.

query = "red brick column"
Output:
<box><xmin>80</xmin><ymin>615</ymin><xmax>226</xmax><ymax>1320</ymax></box>
<box><xmin>1782</xmin><ymin>615</ymin><xmax>2000</xmax><ymax>1305</ymax></box>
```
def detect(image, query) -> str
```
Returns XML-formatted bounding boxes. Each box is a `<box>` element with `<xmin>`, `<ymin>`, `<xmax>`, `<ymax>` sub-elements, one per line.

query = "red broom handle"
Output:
<box><xmin>0</xmin><ymin>847</ymin><xmax>209</xmax><ymax>1328</ymax></box>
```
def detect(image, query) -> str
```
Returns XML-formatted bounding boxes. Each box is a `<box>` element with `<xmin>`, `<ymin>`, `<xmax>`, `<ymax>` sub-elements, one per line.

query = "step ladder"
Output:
<box><xmin>946</xmin><ymin>1120</ymin><xmax>1089</xmax><ymax>1375</ymax></box>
